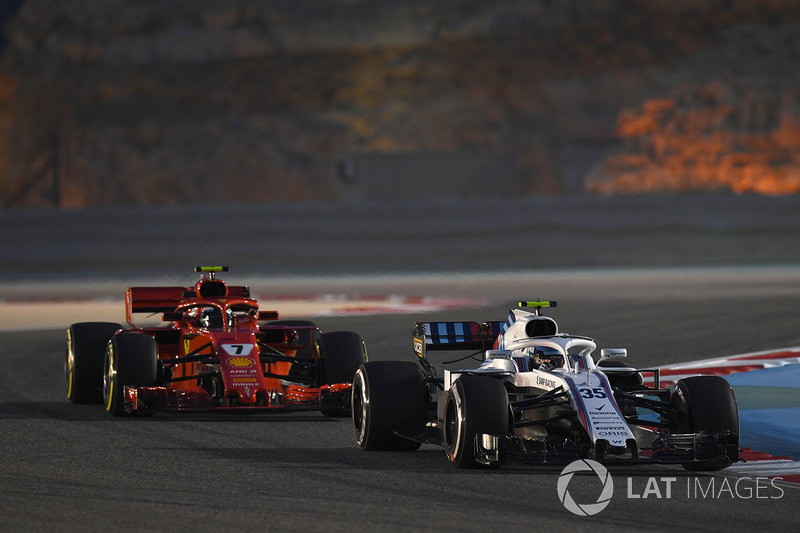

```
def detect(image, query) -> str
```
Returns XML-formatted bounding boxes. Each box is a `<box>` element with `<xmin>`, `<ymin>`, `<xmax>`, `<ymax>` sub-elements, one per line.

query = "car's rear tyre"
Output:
<box><xmin>672</xmin><ymin>375</ymin><xmax>739</xmax><ymax>471</ymax></box>
<box><xmin>321</xmin><ymin>331</ymin><xmax>367</xmax><ymax>384</ymax></box>
<box><xmin>352</xmin><ymin>361</ymin><xmax>426</xmax><ymax>451</ymax></box>
<box><xmin>320</xmin><ymin>331</ymin><xmax>368</xmax><ymax>417</ymax></box>
<box><xmin>103</xmin><ymin>332</ymin><xmax>159</xmax><ymax>416</ymax></box>
<box><xmin>65</xmin><ymin>322</ymin><xmax>122</xmax><ymax>404</ymax></box>
<box><xmin>443</xmin><ymin>375</ymin><xmax>509</xmax><ymax>468</ymax></box>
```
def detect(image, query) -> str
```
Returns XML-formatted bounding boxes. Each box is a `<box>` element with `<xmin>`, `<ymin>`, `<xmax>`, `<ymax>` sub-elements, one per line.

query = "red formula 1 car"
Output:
<box><xmin>65</xmin><ymin>266</ymin><xmax>366</xmax><ymax>416</ymax></box>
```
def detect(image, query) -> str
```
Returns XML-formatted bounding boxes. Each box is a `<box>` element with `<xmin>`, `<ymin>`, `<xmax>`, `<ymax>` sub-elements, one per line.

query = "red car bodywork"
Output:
<box><xmin>68</xmin><ymin>268</ymin><xmax>361</xmax><ymax>415</ymax></box>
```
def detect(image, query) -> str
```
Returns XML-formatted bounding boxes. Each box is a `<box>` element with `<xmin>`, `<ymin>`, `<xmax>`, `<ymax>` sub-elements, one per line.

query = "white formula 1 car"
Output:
<box><xmin>352</xmin><ymin>301</ymin><xmax>739</xmax><ymax>470</ymax></box>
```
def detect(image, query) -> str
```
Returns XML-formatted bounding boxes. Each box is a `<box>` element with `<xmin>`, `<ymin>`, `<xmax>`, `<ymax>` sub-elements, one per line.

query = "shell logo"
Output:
<box><xmin>227</xmin><ymin>356</ymin><xmax>256</xmax><ymax>368</ymax></box>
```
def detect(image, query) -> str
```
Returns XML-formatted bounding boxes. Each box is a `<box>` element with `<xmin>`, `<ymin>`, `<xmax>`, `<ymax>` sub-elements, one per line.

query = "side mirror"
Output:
<box><xmin>600</xmin><ymin>348</ymin><xmax>627</xmax><ymax>359</ymax></box>
<box><xmin>258</xmin><ymin>310</ymin><xmax>279</xmax><ymax>321</ymax></box>
<box><xmin>162</xmin><ymin>312</ymin><xmax>182</xmax><ymax>322</ymax></box>
<box><xmin>257</xmin><ymin>327</ymin><xmax>309</xmax><ymax>349</ymax></box>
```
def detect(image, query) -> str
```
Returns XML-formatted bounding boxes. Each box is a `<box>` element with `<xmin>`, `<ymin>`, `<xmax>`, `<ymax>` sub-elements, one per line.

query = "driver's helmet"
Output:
<box><xmin>526</xmin><ymin>347</ymin><xmax>563</xmax><ymax>371</ymax></box>
<box><xmin>514</xmin><ymin>347</ymin><xmax>555</xmax><ymax>372</ymax></box>
<box><xmin>199</xmin><ymin>307</ymin><xmax>224</xmax><ymax>329</ymax></box>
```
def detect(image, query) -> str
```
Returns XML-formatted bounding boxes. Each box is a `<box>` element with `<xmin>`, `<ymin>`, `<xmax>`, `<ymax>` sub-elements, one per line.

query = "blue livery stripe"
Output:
<box><xmin>424</xmin><ymin>322</ymin><xmax>482</xmax><ymax>344</ymax></box>
<box><xmin>570</xmin><ymin>354</ymin><xmax>588</xmax><ymax>371</ymax></box>
<box><xmin>563</xmin><ymin>376</ymin><xmax>590</xmax><ymax>430</ymax></box>
<box><xmin>503</xmin><ymin>310</ymin><xmax>516</xmax><ymax>332</ymax></box>
<box><xmin>597</xmin><ymin>373</ymin><xmax>627</xmax><ymax>421</ymax></box>
<box><xmin>454</xmin><ymin>322</ymin><xmax>464</xmax><ymax>342</ymax></box>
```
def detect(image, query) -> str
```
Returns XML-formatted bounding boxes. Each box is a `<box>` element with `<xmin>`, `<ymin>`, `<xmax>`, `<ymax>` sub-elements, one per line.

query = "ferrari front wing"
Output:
<box><xmin>122</xmin><ymin>383</ymin><xmax>352</xmax><ymax>414</ymax></box>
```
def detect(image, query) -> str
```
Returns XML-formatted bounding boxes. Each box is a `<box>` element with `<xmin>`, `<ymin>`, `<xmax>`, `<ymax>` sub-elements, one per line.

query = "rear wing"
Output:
<box><xmin>126</xmin><ymin>287</ymin><xmax>187</xmax><ymax>324</ymax></box>
<box><xmin>413</xmin><ymin>321</ymin><xmax>505</xmax><ymax>359</ymax></box>
<box><xmin>125</xmin><ymin>285</ymin><xmax>252</xmax><ymax>325</ymax></box>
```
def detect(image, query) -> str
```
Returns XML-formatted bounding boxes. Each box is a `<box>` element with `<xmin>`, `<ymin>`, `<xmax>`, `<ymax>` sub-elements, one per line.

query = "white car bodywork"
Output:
<box><xmin>443</xmin><ymin>309</ymin><xmax>636</xmax><ymax>450</ymax></box>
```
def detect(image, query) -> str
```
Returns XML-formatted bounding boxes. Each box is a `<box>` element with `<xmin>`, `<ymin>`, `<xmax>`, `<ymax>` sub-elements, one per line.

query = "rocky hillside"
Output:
<box><xmin>1</xmin><ymin>0</ymin><xmax>799</xmax><ymax>207</ymax></box>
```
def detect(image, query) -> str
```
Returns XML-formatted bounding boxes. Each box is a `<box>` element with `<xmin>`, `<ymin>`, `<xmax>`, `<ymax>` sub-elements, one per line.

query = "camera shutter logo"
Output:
<box><xmin>557</xmin><ymin>459</ymin><xmax>614</xmax><ymax>516</ymax></box>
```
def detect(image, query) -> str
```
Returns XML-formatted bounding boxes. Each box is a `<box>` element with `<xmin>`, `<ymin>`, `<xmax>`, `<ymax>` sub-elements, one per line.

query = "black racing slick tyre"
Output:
<box><xmin>443</xmin><ymin>376</ymin><xmax>509</xmax><ymax>468</ymax></box>
<box><xmin>103</xmin><ymin>332</ymin><xmax>159</xmax><ymax>416</ymax></box>
<box><xmin>320</xmin><ymin>331</ymin><xmax>368</xmax><ymax>417</ymax></box>
<box><xmin>65</xmin><ymin>322</ymin><xmax>122</xmax><ymax>404</ymax></box>
<box><xmin>672</xmin><ymin>375</ymin><xmax>740</xmax><ymax>471</ymax></box>
<box><xmin>321</xmin><ymin>331</ymin><xmax>367</xmax><ymax>385</ymax></box>
<box><xmin>352</xmin><ymin>361</ymin><xmax>426</xmax><ymax>451</ymax></box>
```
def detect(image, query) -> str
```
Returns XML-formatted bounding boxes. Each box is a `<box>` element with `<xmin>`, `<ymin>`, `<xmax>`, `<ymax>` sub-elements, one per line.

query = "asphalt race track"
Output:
<box><xmin>1</xmin><ymin>277</ymin><xmax>800</xmax><ymax>531</ymax></box>
<box><xmin>1</xmin><ymin>195</ymin><xmax>800</xmax><ymax>531</ymax></box>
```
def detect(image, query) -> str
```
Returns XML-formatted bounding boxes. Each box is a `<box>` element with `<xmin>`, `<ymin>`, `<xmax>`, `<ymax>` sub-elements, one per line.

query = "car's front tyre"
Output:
<box><xmin>672</xmin><ymin>375</ymin><xmax>739</xmax><ymax>471</ymax></box>
<box><xmin>443</xmin><ymin>375</ymin><xmax>509</xmax><ymax>468</ymax></box>
<box><xmin>103</xmin><ymin>332</ymin><xmax>159</xmax><ymax>416</ymax></box>
<box><xmin>65</xmin><ymin>322</ymin><xmax>122</xmax><ymax>403</ymax></box>
<box><xmin>352</xmin><ymin>361</ymin><xmax>426</xmax><ymax>451</ymax></box>
<box><xmin>320</xmin><ymin>331</ymin><xmax>368</xmax><ymax>417</ymax></box>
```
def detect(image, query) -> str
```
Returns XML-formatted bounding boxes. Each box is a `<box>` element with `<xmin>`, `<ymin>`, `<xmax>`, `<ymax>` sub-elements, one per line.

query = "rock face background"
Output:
<box><xmin>1</xmin><ymin>0</ymin><xmax>799</xmax><ymax>207</ymax></box>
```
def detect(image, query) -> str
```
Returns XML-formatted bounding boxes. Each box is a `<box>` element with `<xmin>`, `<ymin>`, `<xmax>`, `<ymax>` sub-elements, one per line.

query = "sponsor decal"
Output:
<box><xmin>227</xmin><ymin>356</ymin><xmax>256</xmax><ymax>368</ymax></box>
<box><xmin>233</xmin><ymin>378</ymin><xmax>258</xmax><ymax>384</ymax></box>
<box><xmin>536</xmin><ymin>375</ymin><xmax>558</xmax><ymax>389</ymax></box>
<box><xmin>566</xmin><ymin>374</ymin><xmax>634</xmax><ymax>447</ymax></box>
<box><xmin>414</xmin><ymin>338</ymin><xmax>423</xmax><ymax>355</ymax></box>
<box><xmin>597</xmin><ymin>430</ymin><xmax>630</xmax><ymax>437</ymax></box>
